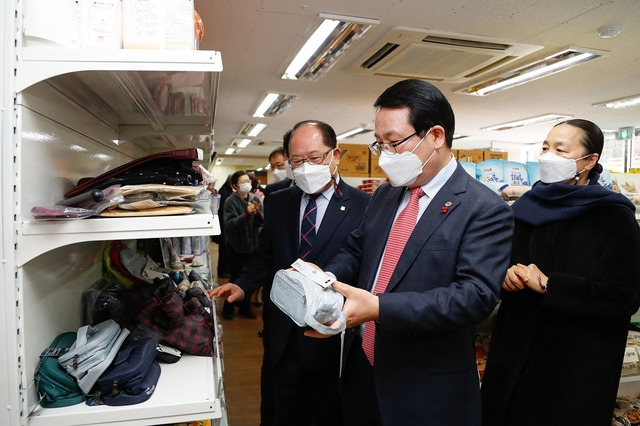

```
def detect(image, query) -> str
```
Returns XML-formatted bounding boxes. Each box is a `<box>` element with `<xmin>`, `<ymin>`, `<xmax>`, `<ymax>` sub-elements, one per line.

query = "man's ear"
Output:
<box><xmin>332</xmin><ymin>147</ymin><xmax>341</xmax><ymax>166</ymax></box>
<box><xmin>430</xmin><ymin>125</ymin><xmax>447</xmax><ymax>150</ymax></box>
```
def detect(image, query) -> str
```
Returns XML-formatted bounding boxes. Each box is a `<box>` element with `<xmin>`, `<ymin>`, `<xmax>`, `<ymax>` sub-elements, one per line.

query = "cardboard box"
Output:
<box><xmin>457</xmin><ymin>149</ymin><xmax>484</xmax><ymax>164</ymax></box>
<box><xmin>338</xmin><ymin>143</ymin><xmax>370</xmax><ymax>177</ymax></box>
<box><xmin>369</xmin><ymin>154</ymin><xmax>387</xmax><ymax>178</ymax></box>
<box><xmin>483</xmin><ymin>150</ymin><xmax>508</xmax><ymax>161</ymax></box>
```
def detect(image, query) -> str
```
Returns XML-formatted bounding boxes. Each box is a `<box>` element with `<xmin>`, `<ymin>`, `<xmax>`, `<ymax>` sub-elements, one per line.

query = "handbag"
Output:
<box><xmin>64</xmin><ymin>148</ymin><xmax>203</xmax><ymax>198</ymax></box>
<box><xmin>270</xmin><ymin>269</ymin><xmax>345</xmax><ymax>335</ymax></box>
<box><xmin>34</xmin><ymin>332</ymin><xmax>85</xmax><ymax>408</ymax></box>
<box><xmin>94</xmin><ymin>337</ymin><xmax>161</xmax><ymax>406</ymax></box>
<box><xmin>58</xmin><ymin>319</ymin><xmax>130</xmax><ymax>393</ymax></box>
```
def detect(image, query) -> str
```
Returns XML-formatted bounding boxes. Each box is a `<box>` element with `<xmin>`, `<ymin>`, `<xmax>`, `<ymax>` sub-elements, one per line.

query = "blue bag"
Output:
<box><xmin>93</xmin><ymin>337</ymin><xmax>161</xmax><ymax>406</ymax></box>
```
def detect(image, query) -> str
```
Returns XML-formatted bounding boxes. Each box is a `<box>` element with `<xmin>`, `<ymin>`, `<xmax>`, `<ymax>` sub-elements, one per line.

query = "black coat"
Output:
<box><xmin>482</xmin><ymin>204</ymin><xmax>640</xmax><ymax>426</ymax></box>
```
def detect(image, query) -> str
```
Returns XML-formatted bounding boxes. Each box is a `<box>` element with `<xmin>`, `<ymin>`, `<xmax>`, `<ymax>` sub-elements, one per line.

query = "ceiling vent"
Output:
<box><xmin>349</xmin><ymin>27</ymin><xmax>543</xmax><ymax>83</ymax></box>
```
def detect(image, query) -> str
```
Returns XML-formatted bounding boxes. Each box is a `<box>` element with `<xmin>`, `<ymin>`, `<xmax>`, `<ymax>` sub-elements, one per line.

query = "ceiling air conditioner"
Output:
<box><xmin>349</xmin><ymin>27</ymin><xmax>543</xmax><ymax>83</ymax></box>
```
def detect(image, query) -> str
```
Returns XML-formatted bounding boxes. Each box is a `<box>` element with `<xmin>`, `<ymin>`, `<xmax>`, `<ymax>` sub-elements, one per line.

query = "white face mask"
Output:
<box><xmin>292</xmin><ymin>152</ymin><xmax>334</xmax><ymax>194</ymax></box>
<box><xmin>378</xmin><ymin>131</ymin><xmax>435</xmax><ymax>187</ymax></box>
<box><xmin>538</xmin><ymin>152</ymin><xmax>591</xmax><ymax>184</ymax></box>
<box><xmin>272</xmin><ymin>168</ymin><xmax>288</xmax><ymax>182</ymax></box>
<box><xmin>284</xmin><ymin>161</ymin><xmax>294</xmax><ymax>180</ymax></box>
<box><xmin>238</xmin><ymin>182</ymin><xmax>253</xmax><ymax>194</ymax></box>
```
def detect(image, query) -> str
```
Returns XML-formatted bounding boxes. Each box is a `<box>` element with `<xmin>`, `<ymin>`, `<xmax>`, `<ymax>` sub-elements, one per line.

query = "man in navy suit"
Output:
<box><xmin>307</xmin><ymin>79</ymin><xmax>514</xmax><ymax>426</ymax></box>
<box><xmin>210</xmin><ymin>120</ymin><xmax>371</xmax><ymax>426</ymax></box>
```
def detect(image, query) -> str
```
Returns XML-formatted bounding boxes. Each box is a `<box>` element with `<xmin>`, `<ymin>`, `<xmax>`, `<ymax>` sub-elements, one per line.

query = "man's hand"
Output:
<box><xmin>207</xmin><ymin>283</ymin><xmax>245</xmax><ymax>303</ymax></box>
<box><xmin>304</xmin><ymin>281</ymin><xmax>380</xmax><ymax>338</ymax></box>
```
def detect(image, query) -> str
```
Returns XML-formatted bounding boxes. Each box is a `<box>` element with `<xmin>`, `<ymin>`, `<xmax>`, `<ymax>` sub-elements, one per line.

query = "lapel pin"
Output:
<box><xmin>340</xmin><ymin>206</ymin><xmax>346</xmax><ymax>212</ymax></box>
<box><xmin>442</xmin><ymin>201</ymin><xmax>452</xmax><ymax>213</ymax></box>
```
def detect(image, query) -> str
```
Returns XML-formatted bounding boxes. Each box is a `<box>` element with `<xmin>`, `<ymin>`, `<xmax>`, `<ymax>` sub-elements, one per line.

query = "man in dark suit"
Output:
<box><xmin>210</xmin><ymin>120</ymin><xmax>371</xmax><ymax>426</ymax></box>
<box><xmin>307</xmin><ymin>79</ymin><xmax>514</xmax><ymax>426</ymax></box>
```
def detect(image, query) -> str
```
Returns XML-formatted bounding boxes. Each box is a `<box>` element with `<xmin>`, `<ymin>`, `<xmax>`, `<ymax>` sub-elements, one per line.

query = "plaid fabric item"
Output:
<box><xmin>162</xmin><ymin>314</ymin><xmax>214</xmax><ymax>356</ymax></box>
<box><xmin>120</xmin><ymin>277</ymin><xmax>215</xmax><ymax>357</ymax></box>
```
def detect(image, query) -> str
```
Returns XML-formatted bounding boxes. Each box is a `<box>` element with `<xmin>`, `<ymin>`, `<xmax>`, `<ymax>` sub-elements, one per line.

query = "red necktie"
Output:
<box><xmin>362</xmin><ymin>187</ymin><xmax>425</xmax><ymax>365</ymax></box>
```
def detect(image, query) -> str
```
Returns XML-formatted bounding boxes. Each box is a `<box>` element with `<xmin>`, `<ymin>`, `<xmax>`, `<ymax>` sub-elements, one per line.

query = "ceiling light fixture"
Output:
<box><xmin>239</xmin><ymin>122</ymin><xmax>267</xmax><ymax>137</ymax></box>
<box><xmin>593</xmin><ymin>94</ymin><xmax>640</xmax><ymax>109</ymax></box>
<box><xmin>230</xmin><ymin>138</ymin><xmax>252</xmax><ymax>149</ymax></box>
<box><xmin>282</xmin><ymin>13</ymin><xmax>379</xmax><ymax>81</ymax></box>
<box><xmin>224</xmin><ymin>147</ymin><xmax>236</xmax><ymax>155</ymax></box>
<box><xmin>337</xmin><ymin>127</ymin><xmax>373</xmax><ymax>140</ymax></box>
<box><xmin>215</xmin><ymin>158</ymin><xmax>224</xmax><ymax>165</ymax></box>
<box><xmin>597</xmin><ymin>25</ymin><xmax>622</xmax><ymax>38</ymax></box>
<box><xmin>457</xmin><ymin>47</ymin><xmax>609</xmax><ymax>96</ymax></box>
<box><xmin>253</xmin><ymin>93</ymin><xmax>297</xmax><ymax>117</ymax></box>
<box><xmin>483</xmin><ymin>113</ymin><xmax>573</xmax><ymax>131</ymax></box>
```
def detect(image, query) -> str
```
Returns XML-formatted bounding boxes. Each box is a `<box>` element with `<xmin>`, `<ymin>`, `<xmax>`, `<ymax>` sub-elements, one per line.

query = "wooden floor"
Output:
<box><xmin>211</xmin><ymin>243</ymin><xmax>263</xmax><ymax>426</ymax></box>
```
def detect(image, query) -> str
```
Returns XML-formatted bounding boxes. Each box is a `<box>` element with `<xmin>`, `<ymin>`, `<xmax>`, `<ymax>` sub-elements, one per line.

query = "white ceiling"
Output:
<box><xmin>196</xmin><ymin>0</ymin><xmax>640</xmax><ymax>170</ymax></box>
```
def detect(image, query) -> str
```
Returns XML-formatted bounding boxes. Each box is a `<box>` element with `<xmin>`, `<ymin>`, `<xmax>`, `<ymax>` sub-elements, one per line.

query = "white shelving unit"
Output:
<box><xmin>1</xmin><ymin>2</ymin><xmax>227</xmax><ymax>425</ymax></box>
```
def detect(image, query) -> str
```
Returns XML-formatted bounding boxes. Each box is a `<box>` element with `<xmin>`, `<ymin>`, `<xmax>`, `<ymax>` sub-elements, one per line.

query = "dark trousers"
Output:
<box><xmin>224</xmin><ymin>245</ymin><xmax>254</xmax><ymax>315</ymax></box>
<box><xmin>341</xmin><ymin>336</ymin><xmax>382</xmax><ymax>426</ymax></box>
<box><xmin>271</xmin><ymin>330</ymin><xmax>342</xmax><ymax>426</ymax></box>
<box><xmin>260</xmin><ymin>311</ymin><xmax>275</xmax><ymax>426</ymax></box>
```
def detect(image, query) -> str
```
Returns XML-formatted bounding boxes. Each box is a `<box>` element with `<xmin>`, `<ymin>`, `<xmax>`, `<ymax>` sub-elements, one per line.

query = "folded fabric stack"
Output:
<box><xmin>32</xmin><ymin>148</ymin><xmax>217</xmax><ymax>220</ymax></box>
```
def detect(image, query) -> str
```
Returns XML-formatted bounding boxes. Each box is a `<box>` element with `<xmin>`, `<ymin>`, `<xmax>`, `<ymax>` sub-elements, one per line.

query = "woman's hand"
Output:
<box><xmin>502</xmin><ymin>263</ymin><xmax>548</xmax><ymax>294</ymax></box>
<box><xmin>246</xmin><ymin>201</ymin><xmax>260</xmax><ymax>214</ymax></box>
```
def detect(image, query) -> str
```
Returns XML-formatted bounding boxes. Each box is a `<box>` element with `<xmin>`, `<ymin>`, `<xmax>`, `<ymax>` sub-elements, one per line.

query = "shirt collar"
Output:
<box><xmin>420</xmin><ymin>152</ymin><xmax>457</xmax><ymax>199</ymax></box>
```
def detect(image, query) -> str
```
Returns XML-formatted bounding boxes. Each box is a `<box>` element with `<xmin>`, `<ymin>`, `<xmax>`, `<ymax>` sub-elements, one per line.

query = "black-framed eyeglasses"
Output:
<box><xmin>369</xmin><ymin>132</ymin><xmax>417</xmax><ymax>156</ymax></box>
<box><xmin>288</xmin><ymin>148</ymin><xmax>333</xmax><ymax>168</ymax></box>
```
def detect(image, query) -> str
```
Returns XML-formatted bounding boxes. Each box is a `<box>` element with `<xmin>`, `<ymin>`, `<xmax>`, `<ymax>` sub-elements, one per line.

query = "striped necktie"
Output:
<box><xmin>362</xmin><ymin>187</ymin><xmax>425</xmax><ymax>365</ymax></box>
<box><xmin>299</xmin><ymin>194</ymin><xmax>320</xmax><ymax>260</ymax></box>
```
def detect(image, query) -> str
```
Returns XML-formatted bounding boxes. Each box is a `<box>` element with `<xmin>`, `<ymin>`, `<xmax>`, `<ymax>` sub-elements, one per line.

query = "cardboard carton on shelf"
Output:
<box><xmin>483</xmin><ymin>150</ymin><xmax>508</xmax><ymax>161</ymax></box>
<box><xmin>457</xmin><ymin>149</ymin><xmax>484</xmax><ymax>164</ymax></box>
<box><xmin>369</xmin><ymin>154</ymin><xmax>387</xmax><ymax>178</ymax></box>
<box><xmin>338</xmin><ymin>143</ymin><xmax>370</xmax><ymax>177</ymax></box>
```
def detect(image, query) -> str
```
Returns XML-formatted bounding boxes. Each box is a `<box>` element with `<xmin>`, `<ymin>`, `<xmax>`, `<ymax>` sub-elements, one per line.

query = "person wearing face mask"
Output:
<box><xmin>268</xmin><ymin>146</ymin><xmax>289</xmax><ymax>183</ymax></box>
<box><xmin>263</xmin><ymin>136</ymin><xmax>294</xmax><ymax>203</ymax></box>
<box><xmin>481</xmin><ymin>119</ymin><xmax>640</xmax><ymax>426</ymax></box>
<box><xmin>304</xmin><ymin>79</ymin><xmax>514</xmax><ymax>426</ymax></box>
<box><xmin>222</xmin><ymin>170</ymin><xmax>263</xmax><ymax>320</ymax></box>
<box><xmin>209</xmin><ymin>120</ymin><xmax>371</xmax><ymax>426</ymax></box>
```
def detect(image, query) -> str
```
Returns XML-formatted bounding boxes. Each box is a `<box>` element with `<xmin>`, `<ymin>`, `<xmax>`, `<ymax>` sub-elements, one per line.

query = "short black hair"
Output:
<box><xmin>269</xmin><ymin>146</ymin><xmax>285</xmax><ymax>162</ymax></box>
<box><xmin>282</xmin><ymin>129</ymin><xmax>293</xmax><ymax>156</ymax></box>
<box><xmin>374</xmin><ymin>79</ymin><xmax>455</xmax><ymax>148</ymax></box>
<box><xmin>230</xmin><ymin>170</ymin><xmax>248</xmax><ymax>185</ymax></box>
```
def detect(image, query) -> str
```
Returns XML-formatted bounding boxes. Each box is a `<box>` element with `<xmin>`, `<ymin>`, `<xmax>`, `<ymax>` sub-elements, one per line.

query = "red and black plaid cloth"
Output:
<box><xmin>121</xmin><ymin>277</ymin><xmax>215</xmax><ymax>357</ymax></box>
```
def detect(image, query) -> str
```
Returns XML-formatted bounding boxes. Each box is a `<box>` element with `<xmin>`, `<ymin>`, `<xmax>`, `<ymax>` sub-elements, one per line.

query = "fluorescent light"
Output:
<box><xmin>235</xmin><ymin>139</ymin><xmax>252</xmax><ymax>148</ymax></box>
<box><xmin>282</xmin><ymin>14</ymin><xmax>378</xmax><ymax>81</ymax></box>
<box><xmin>253</xmin><ymin>93</ymin><xmax>297</xmax><ymax>117</ymax></box>
<box><xmin>239</xmin><ymin>122</ymin><xmax>267</xmax><ymax>137</ymax></box>
<box><xmin>337</xmin><ymin>127</ymin><xmax>373</xmax><ymax>140</ymax></box>
<box><xmin>593</xmin><ymin>94</ymin><xmax>640</xmax><ymax>109</ymax></box>
<box><xmin>224</xmin><ymin>148</ymin><xmax>236</xmax><ymax>155</ymax></box>
<box><xmin>457</xmin><ymin>47</ymin><xmax>608</xmax><ymax>96</ymax></box>
<box><xmin>215</xmin><ymin>158</ymin><xmax>224</xmax><ymax>165</ymax></box>
<box><xmin>483</xmin><ymin>114</ymin><xmax>573</xmax><ymax>131</ymax></box>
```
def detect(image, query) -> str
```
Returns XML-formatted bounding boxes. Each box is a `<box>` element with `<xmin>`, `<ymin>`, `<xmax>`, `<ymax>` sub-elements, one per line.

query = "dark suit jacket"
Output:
<box><xmin>262</xmin><ymin>178</ymin><xmax>292</xmax><ymax>205</ymax></box>
<box><xmin>326</xmin><ymin>163</ymin><xmax>514</xmax><ymax>426</ymax></box>
<box><xmin>235</xmin><ymin>178</ymin><xmax>371</xmax><ymax>370</ymax></box>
